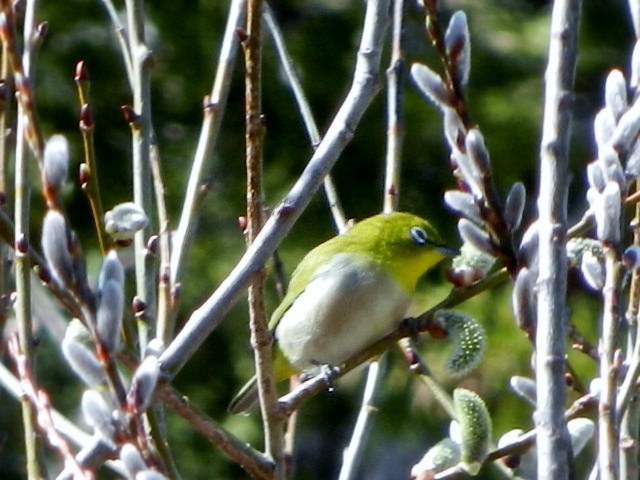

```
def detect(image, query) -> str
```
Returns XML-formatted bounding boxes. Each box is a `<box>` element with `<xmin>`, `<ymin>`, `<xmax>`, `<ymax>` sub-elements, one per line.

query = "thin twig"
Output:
<box><xmin>0</xmin><ymin>0</ymin><xmax>44</xmax><ymax>162</ymax></box>
<box><xmin>170</xmin><ymin>0</ymin><xmax>246</xmax><ymax>286</ymax></box>
<box><xmin>157</xmin><ymin>385</ymin><xmax>274</xmax><ymax>480</ymax></box>
<box><xmin>97</xmin><ymin>0</ymin><xmax>134</xmax><ymax>87</ymax></box>
<box><xmin>536</xmin><ymin>1</ymin><xmax>581</xmax><ymax>479</ymax></box>
<box><xmin>147</xmin><ymin>140</ymin><xmax>180</xmax><ymax>478</ymax></box>
<box><xmin>125</xmin><ymin>0</ymin><xmax>156</xmax><ymax>351</ymax></box>
<box><xmin>624</xmin><ymin>196</ymin><xmax>640</xmax><ymax>340</ymax></box>
<box><xmin>0</xmin><ymin>11</ymin><xmax>10</xmax><ymax>195</ymax></box>
<box><xmin>383</xmin><ymin>0</ymin><xmax>406</xmax><ymax>214</ymax></box>
<box><xmin>283</xmin><ymin>376</ymin><xmax>299</xmax><ymax>477</ymax></box>
<box><xmin>244</xmin><ymin>0</ymin><xmax>284</xmax><ymax>472</ymax></box>
<box><xmin>616</xmin><ymin>302</ymin><xmax>640</xmax><ymax>418</ymax></box>
<box><xmin>159</xmin><ymin>0</ymin><xmax>391</xmax><ymax>379</ymax></box>
<box><xmin>13</xmin><ymin>0</ymin><xmax>42</xmax><ymax>476</ymax></box>
<box><xmin>599</xmin><ymin>247</ymin><xmax>621</xmax><ymax>480</ymax></box>
<box><xmin>74</xmin><ymin>62</ymin><xmax>109</xmax><ymax>254</ymax></box>
<box><xmin>150</xmin><ymin>141</ymin><xmax>173</xmax><ymax>345</ymax></box>
<box><xmin>0</xmin><ymin>362</ymin><xmax>124</xmax><ymax>468</ymax></box>
<box><xmin>399</xmin><ymin>338</ymin><xmax>456</xmax><ymax>418</ymax></box>
<box><xmin>263</xmin><ymin>3</ymin><xmax>347</xmax><ymax>232</ymax></box>
<box><xmin>620</xmin><ymin>393</ymin><xmax>640</xmax><ymax>480</ymax></box>
<box><xmin>628</xmin><ymin>0</ymin><xmax>640</xmax><ymax>39</ymax></box>
<box><xmin>0</xmin><ymin>0</ymin><xmax>10</xmax><ymax>353</ymax></box>
<box><xmin>145</xmin><ymin>404</ymin><xmax>182</xmax><ymax>480</ymax></box>
<box><xmin>8</xmin><ymin>337</ymin><xmax>96</xmax><ymax>480</ymax></box>
<box><xmin>338</xmin><ymin>356</ymin><xmax>385</xmax><ymax>480</ymax></box>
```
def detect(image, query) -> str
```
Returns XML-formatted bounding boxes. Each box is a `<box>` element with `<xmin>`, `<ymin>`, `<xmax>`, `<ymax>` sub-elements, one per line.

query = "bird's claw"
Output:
<box><xmin>399</xmin><ymin>316</ymin><xmax>420</xmax><ymax>339</ymax></box>
<box><xmin>320</xmin><ymin>364</ymin><xmax>341</xmax><ymax>392</ymax></box>
<box><xmin>303</xmin><ymin>363</ymin><xmax>341</xmax><ymax>392</ymax></box>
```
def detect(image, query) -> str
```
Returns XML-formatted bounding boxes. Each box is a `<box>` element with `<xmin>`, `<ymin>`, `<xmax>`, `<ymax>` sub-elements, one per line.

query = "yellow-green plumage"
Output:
<box><xmin>228</xmin><ymin>212</ymin><xmax>454</xmax><ymax>414</ymax></box>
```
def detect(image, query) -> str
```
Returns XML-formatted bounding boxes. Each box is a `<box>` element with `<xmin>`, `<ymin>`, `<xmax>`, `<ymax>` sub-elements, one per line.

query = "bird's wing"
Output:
<box><xmin>267</xmin><ymin>242</ymin><xmax>339</xmax><ymax>330</ymax></box>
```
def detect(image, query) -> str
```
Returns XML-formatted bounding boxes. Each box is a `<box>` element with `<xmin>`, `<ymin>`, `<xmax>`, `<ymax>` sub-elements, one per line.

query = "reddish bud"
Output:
<box><xmin>146</xmin><ymin>235</ymin><xmax>158</xmax><ymax>255</ymax></box>
<box><xmin>503</xmin><ymin>454</ymin><xmax>521</xmax><ymax>470</ymax></box>
<box><xmin>171</xmin><ymin>283</ymin><xmax>181</xmax><ymax>301</ymax></box>
<box><xmin>80</xmin><ymin>104</ymin><xmax>94</xmax><ymax>131</ymax></box>
<box><xmin>237</xmin><ymin>216</ymin><xmax>248</xmax><ymax>232</ymax></box>
<box><xmin>120</xmin><ymin>105</ymin><xmax>139</xmax><ymax>124</ymax></box>
<box><xmin>78</xmin><ymin>165</ymin><xmax>91</xmax><ymax>193</ymax></box>
<box><xmin>0</xmin><ymin>80</ymin><xmax>8</xmax><ymax>105</ymax></box>
<box><xmin>565</xmin><ymin>372</ymin><xmax>576</xmax><ymax>388</ymax></box>
<box><xmin>426</xmin><ymin>322</ymin><xmax>448</xmax><ymax>339</ymax></box>
<box><xmin>17</xmin><ymin>76</ymin><xmax>30</xmax><ymax>97</ymax></box>
<box><xmin>159</xmin><ymin>268</ymin><xmax>170</xmax><ymax>286</ymax></box>
<box><xmin>0</xmin><ymin>14</ymin><xmax>8</xmax><ymax>40</ymax></box>
<box><xmin>424</xmin><ymin>0</ymin><xmax>438</xmax><ymax>11</ymax></box>
<box><xmin>35</xmin><ymin>265</ymin><xmax>52</xmax><ymax>284</ymax></box>
<box><xmin>75</xmin><ymin>60</ymin><xmax>89</xmax><ymax>82</ymax></box>
<box><xmin>114</xmin><ymin>239</ymin><xmax>132</xmax><ymax>247</ymax></box>
<box><xmin>35</xmin><ymin>22</ymin><xmax>48</xmax><ymax>44</ymax></box>
<box><xmin>446</xmin><ymin>267</ymin><xmax>477</xmax><ymax>288</ymax></box>
<box><xmin>277</xmin><ymin>202</ymin><xmax>295</xmax><ymax>217</ymax></box>
<box><xmin>15</xmin><ymin>234</ymin><xmax>28</xmax><ymax>254</ymax></box>
<box><xmin>403</xmin><ymin>348</ymin><xmax>419</xmax><ymax>368</ymax></box>
<box><xmin>132</xmin><ymin>296</ymin><xmax>146</xmax><ymax>316</ymax></box>
<box><xmin>235</xmin><ymin>28</ymin><xmax>249</xmax><ymax>42</ymax></box>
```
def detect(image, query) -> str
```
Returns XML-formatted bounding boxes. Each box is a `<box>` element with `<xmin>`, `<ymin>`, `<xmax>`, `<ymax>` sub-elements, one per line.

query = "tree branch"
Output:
<box><xmin>536</xmin><ymin>1</ymin><xmax>582</xmax><ymax>479</ymax></box>
<box><xmin>159</xmin><ymin>0</ymin><xmax>391</xmax><ymax>379</ymax></box>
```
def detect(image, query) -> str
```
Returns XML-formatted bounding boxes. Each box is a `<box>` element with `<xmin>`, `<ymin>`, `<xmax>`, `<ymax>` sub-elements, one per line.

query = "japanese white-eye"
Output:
<box><xmin>228</xmin><ymin>212</ymin><xmax>455</xmax><ymax>413</ymax></box>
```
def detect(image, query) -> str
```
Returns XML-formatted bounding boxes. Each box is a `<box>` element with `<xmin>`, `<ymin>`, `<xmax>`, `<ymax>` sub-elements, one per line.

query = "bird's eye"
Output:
<box><xmin>410</xmin><ymin>226</ymin><xmax>428</xmax><ymax>246</ymax></box>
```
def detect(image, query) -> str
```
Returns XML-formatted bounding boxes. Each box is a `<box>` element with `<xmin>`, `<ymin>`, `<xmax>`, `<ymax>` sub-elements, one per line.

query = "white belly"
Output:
<box><xmin>274</xmin><ymin>253</ymin><xmax>411</xmax><ymax>370</ymax></box>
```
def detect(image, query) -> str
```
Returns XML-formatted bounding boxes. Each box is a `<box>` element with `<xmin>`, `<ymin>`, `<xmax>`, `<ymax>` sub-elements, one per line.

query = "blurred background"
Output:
<box><xmin>0</xmin><ymin>0</ymin><xmax>633</xmax><ymax>478</ymax></box>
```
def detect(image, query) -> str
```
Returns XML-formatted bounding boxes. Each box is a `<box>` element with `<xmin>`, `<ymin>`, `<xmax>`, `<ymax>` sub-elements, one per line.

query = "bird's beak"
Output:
<box><xmin>437</xmin><ymin>245</ymin><xmax>460</xmax><ymax>257</ymax></box>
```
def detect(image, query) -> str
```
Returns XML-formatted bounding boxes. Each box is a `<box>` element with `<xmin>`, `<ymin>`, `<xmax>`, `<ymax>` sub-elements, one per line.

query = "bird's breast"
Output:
<box><xmin>274</xmin><ymin>253</ymin><xmax>411</xmax><ymax>371</ymax></box>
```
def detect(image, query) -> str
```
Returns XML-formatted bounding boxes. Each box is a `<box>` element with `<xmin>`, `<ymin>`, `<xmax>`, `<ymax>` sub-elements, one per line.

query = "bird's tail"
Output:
<box><xmin>227</xmin><ymin>375</ymin><xmax>259</xmax><ymax>414</ymax></box>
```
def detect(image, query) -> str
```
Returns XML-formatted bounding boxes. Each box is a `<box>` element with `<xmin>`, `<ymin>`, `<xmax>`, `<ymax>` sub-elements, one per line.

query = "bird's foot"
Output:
<box><xmin>320</xmin><ymin>364</ymin><xmax>341</xmax><ymax>392</ymax></box>
<box><xmin>302</xmin><ymin>363</ymin><xmax>341</xmax><ymax>392</ymax></box>
<box><xmin>399</xmin><ymin>316</ymin><xmax>420</xmax><ymax>339</ymax></box>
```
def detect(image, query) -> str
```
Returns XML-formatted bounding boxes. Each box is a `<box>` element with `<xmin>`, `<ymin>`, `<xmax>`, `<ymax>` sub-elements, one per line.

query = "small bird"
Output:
<box><xmin>228</xmin><ymin>211</ymin><xmax>455</xmax><ymax>414</ymax></box>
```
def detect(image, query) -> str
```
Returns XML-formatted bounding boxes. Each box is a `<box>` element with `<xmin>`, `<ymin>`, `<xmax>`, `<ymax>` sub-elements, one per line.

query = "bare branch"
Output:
<box><xmin>159</xmin><ymin>0</ymin><xmax>391</xmax><ymax>379</ymax></box>
<box><xmin>536</xmin><ymin>1</ymin><xmax>582</xmax><ymax>479</ymax></box>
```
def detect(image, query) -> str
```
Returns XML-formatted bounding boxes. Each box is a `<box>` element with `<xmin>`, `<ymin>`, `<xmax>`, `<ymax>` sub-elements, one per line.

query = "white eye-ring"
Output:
<box><xmin>410</xmin><ymin>226</ymin><xmax>428</xmax><ymax>246</ymax></box>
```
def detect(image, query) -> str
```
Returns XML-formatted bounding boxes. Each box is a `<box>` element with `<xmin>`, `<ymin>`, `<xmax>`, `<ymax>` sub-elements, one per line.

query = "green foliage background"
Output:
<box><xmin>0</xmin><ymin>0</ymin><xmax>631</xmax><ymax>478</ymax></box>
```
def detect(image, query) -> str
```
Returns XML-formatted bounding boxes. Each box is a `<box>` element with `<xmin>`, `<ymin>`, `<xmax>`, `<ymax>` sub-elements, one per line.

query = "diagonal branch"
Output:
<box><xmin>159</xmin><ymin>0</ymin><xmax>391</xmax><ymax>379</ymax></box>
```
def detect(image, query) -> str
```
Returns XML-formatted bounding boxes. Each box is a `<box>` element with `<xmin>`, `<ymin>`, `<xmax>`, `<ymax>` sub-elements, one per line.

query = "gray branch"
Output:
<box><xmin>159</xmin><ymin>0</ymin><xmax>391</xmax><ymax>378</ymax></box>
<box><xmin>535</xmin><ymin>1</ymin><xmax>582</xmax><ymax>479</ymax></box>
